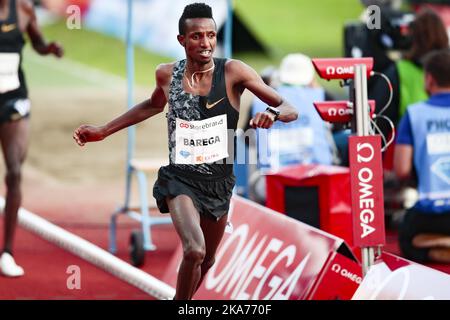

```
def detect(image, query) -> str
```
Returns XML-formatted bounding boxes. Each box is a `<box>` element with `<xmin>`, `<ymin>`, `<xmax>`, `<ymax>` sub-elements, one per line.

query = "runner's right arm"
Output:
<box><xmin>73</xmin><ymin>64</ymin><xmax>170</xmax><ymax>147</ymax></box>
<box><xmin>22</xmin><ymin>0</ymin><xmax>63</xmax><ymax>57</ymax></box>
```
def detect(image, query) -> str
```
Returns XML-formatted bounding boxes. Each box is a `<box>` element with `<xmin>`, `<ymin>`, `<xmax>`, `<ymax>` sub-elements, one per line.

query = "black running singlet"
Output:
<box><xmin>167</xmin><ymin>58</ymin><xmax>239</xmax><ymax>178</ymax></box>
<box><xmin>0</xmin><ymin>0</ymin><xmax>27</xmax><ymax>105</ymax></box>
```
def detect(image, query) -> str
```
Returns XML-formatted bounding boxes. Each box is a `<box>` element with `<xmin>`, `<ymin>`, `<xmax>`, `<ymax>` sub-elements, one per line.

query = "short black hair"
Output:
<box><xmin>423</xmin><ymin>49</ymin><xmax>450</xmax><ymax>87</ymax></box>
<box><xmin>178</xmin><ymin>3</ymin><xmax>215</xmax><ymax>35</ymax></box>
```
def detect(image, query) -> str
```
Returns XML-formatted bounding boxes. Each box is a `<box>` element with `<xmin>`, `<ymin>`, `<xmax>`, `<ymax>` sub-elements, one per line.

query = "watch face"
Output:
<box><xmin>266</xmin><ymin>107</ymin><xmax>280</xmax><ymax>120</ymax></box>
<box><xmin>270</xmin><ymin>107</ymin><xmax>280</xmax><ymax>116</ymax></box>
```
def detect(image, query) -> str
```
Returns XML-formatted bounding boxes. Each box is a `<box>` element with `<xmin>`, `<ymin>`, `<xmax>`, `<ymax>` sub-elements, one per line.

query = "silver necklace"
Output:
<box><xmin>184</xmin><ymin>61</ymin><xmax>215</xmax><ymax>89</ymax></box>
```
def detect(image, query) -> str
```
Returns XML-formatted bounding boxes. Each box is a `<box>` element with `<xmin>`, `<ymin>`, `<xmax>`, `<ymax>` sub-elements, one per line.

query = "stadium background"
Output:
<box><xmin>1</xmin><ymin>0</ymin><xmax>449</xmax><ymax>299</ymax></box>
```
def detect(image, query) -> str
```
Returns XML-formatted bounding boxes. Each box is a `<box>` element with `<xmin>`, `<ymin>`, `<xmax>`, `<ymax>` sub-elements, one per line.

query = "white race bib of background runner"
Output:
<box><xmin>0</xmin><ymin>53</ymin><xmax>20</xmax><ymax>94</ymax></box>
<box><xmin>175</xmin><ymin>114</ymin><xmax>228</xmax><ymax>165</ymax></box>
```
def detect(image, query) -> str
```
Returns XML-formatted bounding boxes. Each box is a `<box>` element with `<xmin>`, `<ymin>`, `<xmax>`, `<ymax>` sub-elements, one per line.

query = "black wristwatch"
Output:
<box><xmin>265</xmin><ymin>106</ymin><xmax>281</xmax><ymax>121</ymax></box>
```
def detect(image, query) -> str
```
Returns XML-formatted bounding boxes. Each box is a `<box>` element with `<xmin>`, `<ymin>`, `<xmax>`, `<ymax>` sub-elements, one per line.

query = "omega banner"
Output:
<box><xmin>348</xmin><ymin>135</ymin><xmax>386</xmax><ymax>247</ymax></box>
<box><xmin>162</xmin><ymin>196</ymin><xmax>362</xmax><ymax>300</ymax></box>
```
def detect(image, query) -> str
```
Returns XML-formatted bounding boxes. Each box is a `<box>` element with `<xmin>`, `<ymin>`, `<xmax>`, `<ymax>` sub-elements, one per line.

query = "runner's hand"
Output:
<box><xmin>47</xmin><ymin>42</ymin><xmax>64</xmax><ymax>58</ymax></box>
<box><xmin>249</xmin><ymin>111</ymin><xmax>275</xmax><ymax>129</ymax></box>
<box><xmin>73</xmin><ymin>125</ymin><xmax>106</xmax><ymax>147</ymax></box>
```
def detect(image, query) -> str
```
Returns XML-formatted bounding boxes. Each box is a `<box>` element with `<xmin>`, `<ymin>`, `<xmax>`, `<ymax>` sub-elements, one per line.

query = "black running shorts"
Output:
<box><xmin>153</xmin><ymin>165</ymin><xmax>236</xmax><ymax>221</ymax></box>
<box><xmin>0</xmin><ymin>98</ymin><xmax>30</xmax><ymax>124</ymax></box>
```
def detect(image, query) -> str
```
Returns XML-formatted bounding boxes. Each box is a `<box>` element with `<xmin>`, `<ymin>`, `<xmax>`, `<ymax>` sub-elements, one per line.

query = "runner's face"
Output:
<box><xmin>180</xmin><ymin>18</ymin><xmax>216</xmax><ymax>65</ymax></box>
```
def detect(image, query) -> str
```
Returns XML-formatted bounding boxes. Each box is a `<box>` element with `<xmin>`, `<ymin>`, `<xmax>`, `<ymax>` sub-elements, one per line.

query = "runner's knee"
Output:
<box><xmin>183</xmin><ymin>244</ymin><xmax>206</xmax><ymax>265</ymax></box>
<box><xmin>5</xmin><ymin>166</ymin><xmax>22</xmax><ymax>187</ymax></box>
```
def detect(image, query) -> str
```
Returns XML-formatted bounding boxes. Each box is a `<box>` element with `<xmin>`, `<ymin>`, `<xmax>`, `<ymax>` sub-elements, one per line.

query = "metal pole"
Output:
<box><xmin>355</xmin><ymin>64</ymin><xmax>370</xmax><ymax>136</ymax></box>
<box><xmin>124</xmin><ymin>0</ymin><xmax>135</xmax><ymax>208</ymax></box>
<box><xmin>224</xmin><ymin>0</ymin><xmax>233</xmax><ymax>59</ymax></box>
<box><xmin>354</xmin><ymin>64</ymin><xmax>375</xmax><ymax>276</ymax></box>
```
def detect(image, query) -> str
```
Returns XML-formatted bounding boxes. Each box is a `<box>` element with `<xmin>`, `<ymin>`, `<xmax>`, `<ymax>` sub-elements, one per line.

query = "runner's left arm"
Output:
<box><xmin>22</xmin><ymin>0</ymin><xmax>63</xmax><ymax>57</ymax></box>
<box><xmin>229</xmin><ymin>60</ymin><xmax>298</xmax><ymax>129</ymax></box>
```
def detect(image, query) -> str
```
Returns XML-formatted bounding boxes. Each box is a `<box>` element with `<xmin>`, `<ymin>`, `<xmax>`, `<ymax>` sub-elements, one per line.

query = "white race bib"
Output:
<box><xmin>0</xmin><ymin>53</ymin><xmax>20</xmax><ymax>94</ymax></box>
<box><xmin>175</xmin><ymin>114</ymin><xmax>228</xmax><ymax>164</ymax></box>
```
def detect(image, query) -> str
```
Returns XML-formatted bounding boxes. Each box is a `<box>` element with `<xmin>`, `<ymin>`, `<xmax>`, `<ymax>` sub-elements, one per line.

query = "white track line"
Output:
<box><xmin>0</xmin><ymin>197</ymin><xmax>175</xmax><ymax>300</ymax></box>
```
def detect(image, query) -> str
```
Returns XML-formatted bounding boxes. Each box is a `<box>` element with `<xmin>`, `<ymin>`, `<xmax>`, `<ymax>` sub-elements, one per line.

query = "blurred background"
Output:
<box><xmin>19</xmin><ymin>0</ymin><xmax>449</xmax><ymax>185</ymax></box>
<box><xmin>0</xmin><ymin>2</ymin><xmax>435</xmax><ymax>224</ymax></box>
<box><xmin>3</xmin><ymin>0</ymin><xmax>446</xmax><ymax>226</ymax></box>
<box><xmin>9</xmin><ymin>0</ymin><xmax>369</xmax><ymax>194</ymax></box>
<box><xmin>1</xmin><ymin>0</ymin><xmax>449</xmax><ymax>299</ymax></box>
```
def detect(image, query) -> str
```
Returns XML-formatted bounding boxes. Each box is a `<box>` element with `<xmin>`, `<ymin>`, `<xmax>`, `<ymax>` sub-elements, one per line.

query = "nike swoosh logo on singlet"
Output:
<box><xmin>1</xmin><ymin>23</ymin><xmax>16</xmax><ymax>33</ymax></box>
<box><xmin>206</xmin><ymin>97</ymin><xmax>225</xmax><ymax>109</ymax></box>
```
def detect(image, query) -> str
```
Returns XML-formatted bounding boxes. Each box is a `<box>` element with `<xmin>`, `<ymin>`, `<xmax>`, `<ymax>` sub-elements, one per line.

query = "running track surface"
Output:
<box><xmin>1</xmin><ymin>205</ymin><xmax>448</xmax><ymax>299</ymax></box>
<box><xmin>0</xmin><ymin>211</ymin><xmax>178</xmax><ymax>300</ymax></box>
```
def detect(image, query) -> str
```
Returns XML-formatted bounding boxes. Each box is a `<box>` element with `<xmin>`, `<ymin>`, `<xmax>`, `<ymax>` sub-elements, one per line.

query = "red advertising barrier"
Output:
<box><xmin>348</xmin><ymin>135</ymin><xmax>386</xmax><ymax>247</ymax></box>
<box><xmin>352</xmin><ymin>252</ymin><xmax>450</xmax><ymax>300</ymax></box>
<box><xmin>162</xmin><ymin>196</ymin><xmax>361</xmax><ymax>300</ymax></box>
<box><xmin>265</xmin><ymin>164</ymin><xmax>353</xmax><ymax>246</ymax></box>
<box><xmin>307</xmin><ymin>251</ymin><xmax>362</xmax><ymax>300</ymax></box>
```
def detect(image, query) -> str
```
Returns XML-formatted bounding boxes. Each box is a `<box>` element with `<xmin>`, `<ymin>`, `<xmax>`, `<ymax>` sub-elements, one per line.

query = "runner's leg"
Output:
<box><xmin>194</xmin><ymin>212</ymin><xmax>228</xmax><ymax>293</ymax></box>
<box><xmin>167</xmin><ymin>194</ymin><xmax>205</xmax><ymax>300</ymax></box>
<box><xmin>0</xmin><ymin>118</ymin><xmax>29</xmax><ymax>254</ymax></box>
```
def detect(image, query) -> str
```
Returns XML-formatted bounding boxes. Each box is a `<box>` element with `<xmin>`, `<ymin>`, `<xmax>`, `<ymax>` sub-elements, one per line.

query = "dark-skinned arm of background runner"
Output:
<box><xmin>22</xmin><ymin>0</ymin><xmax>63</xmax><ymax>57</ymax></box>
<box><xmin>227</xmin><ymin>59</ymin><xmax>298</xmax><ymax>123</ymax></box>
<box><xmin>73</xmin><ymin>64</ymin><xmax>169</xmax><ymax>146</ymax></box>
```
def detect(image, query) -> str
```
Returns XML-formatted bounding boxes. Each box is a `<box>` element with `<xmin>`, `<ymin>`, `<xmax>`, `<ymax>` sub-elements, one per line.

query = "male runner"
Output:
<box><xmin>73</xmin><ymin>3</ymin><xmax>298</xmax><ymax>299</ymax></box>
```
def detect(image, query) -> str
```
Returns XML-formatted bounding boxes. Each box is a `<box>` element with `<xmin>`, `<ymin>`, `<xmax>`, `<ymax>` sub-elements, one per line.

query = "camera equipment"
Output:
<box><xmin>344</xmin><ymin>4</ymin><xmax>415</xmax><ymax>72</ymax></box>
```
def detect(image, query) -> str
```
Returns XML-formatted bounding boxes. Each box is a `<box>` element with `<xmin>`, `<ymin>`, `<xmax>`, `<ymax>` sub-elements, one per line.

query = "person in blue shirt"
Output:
<box><xmin>247</xmin><ymin>53</ymin><xmax>337</xmax><ymax>203</ymax></box>
<box><xmin>394</xmin><ymin>49</ymin><xmax>450</xmax><ymax>264</ymax></box>
<box><xmin>255</xmin><ymin>53</ymin><xmax>336</xmax><ymax>170</ymax></box>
